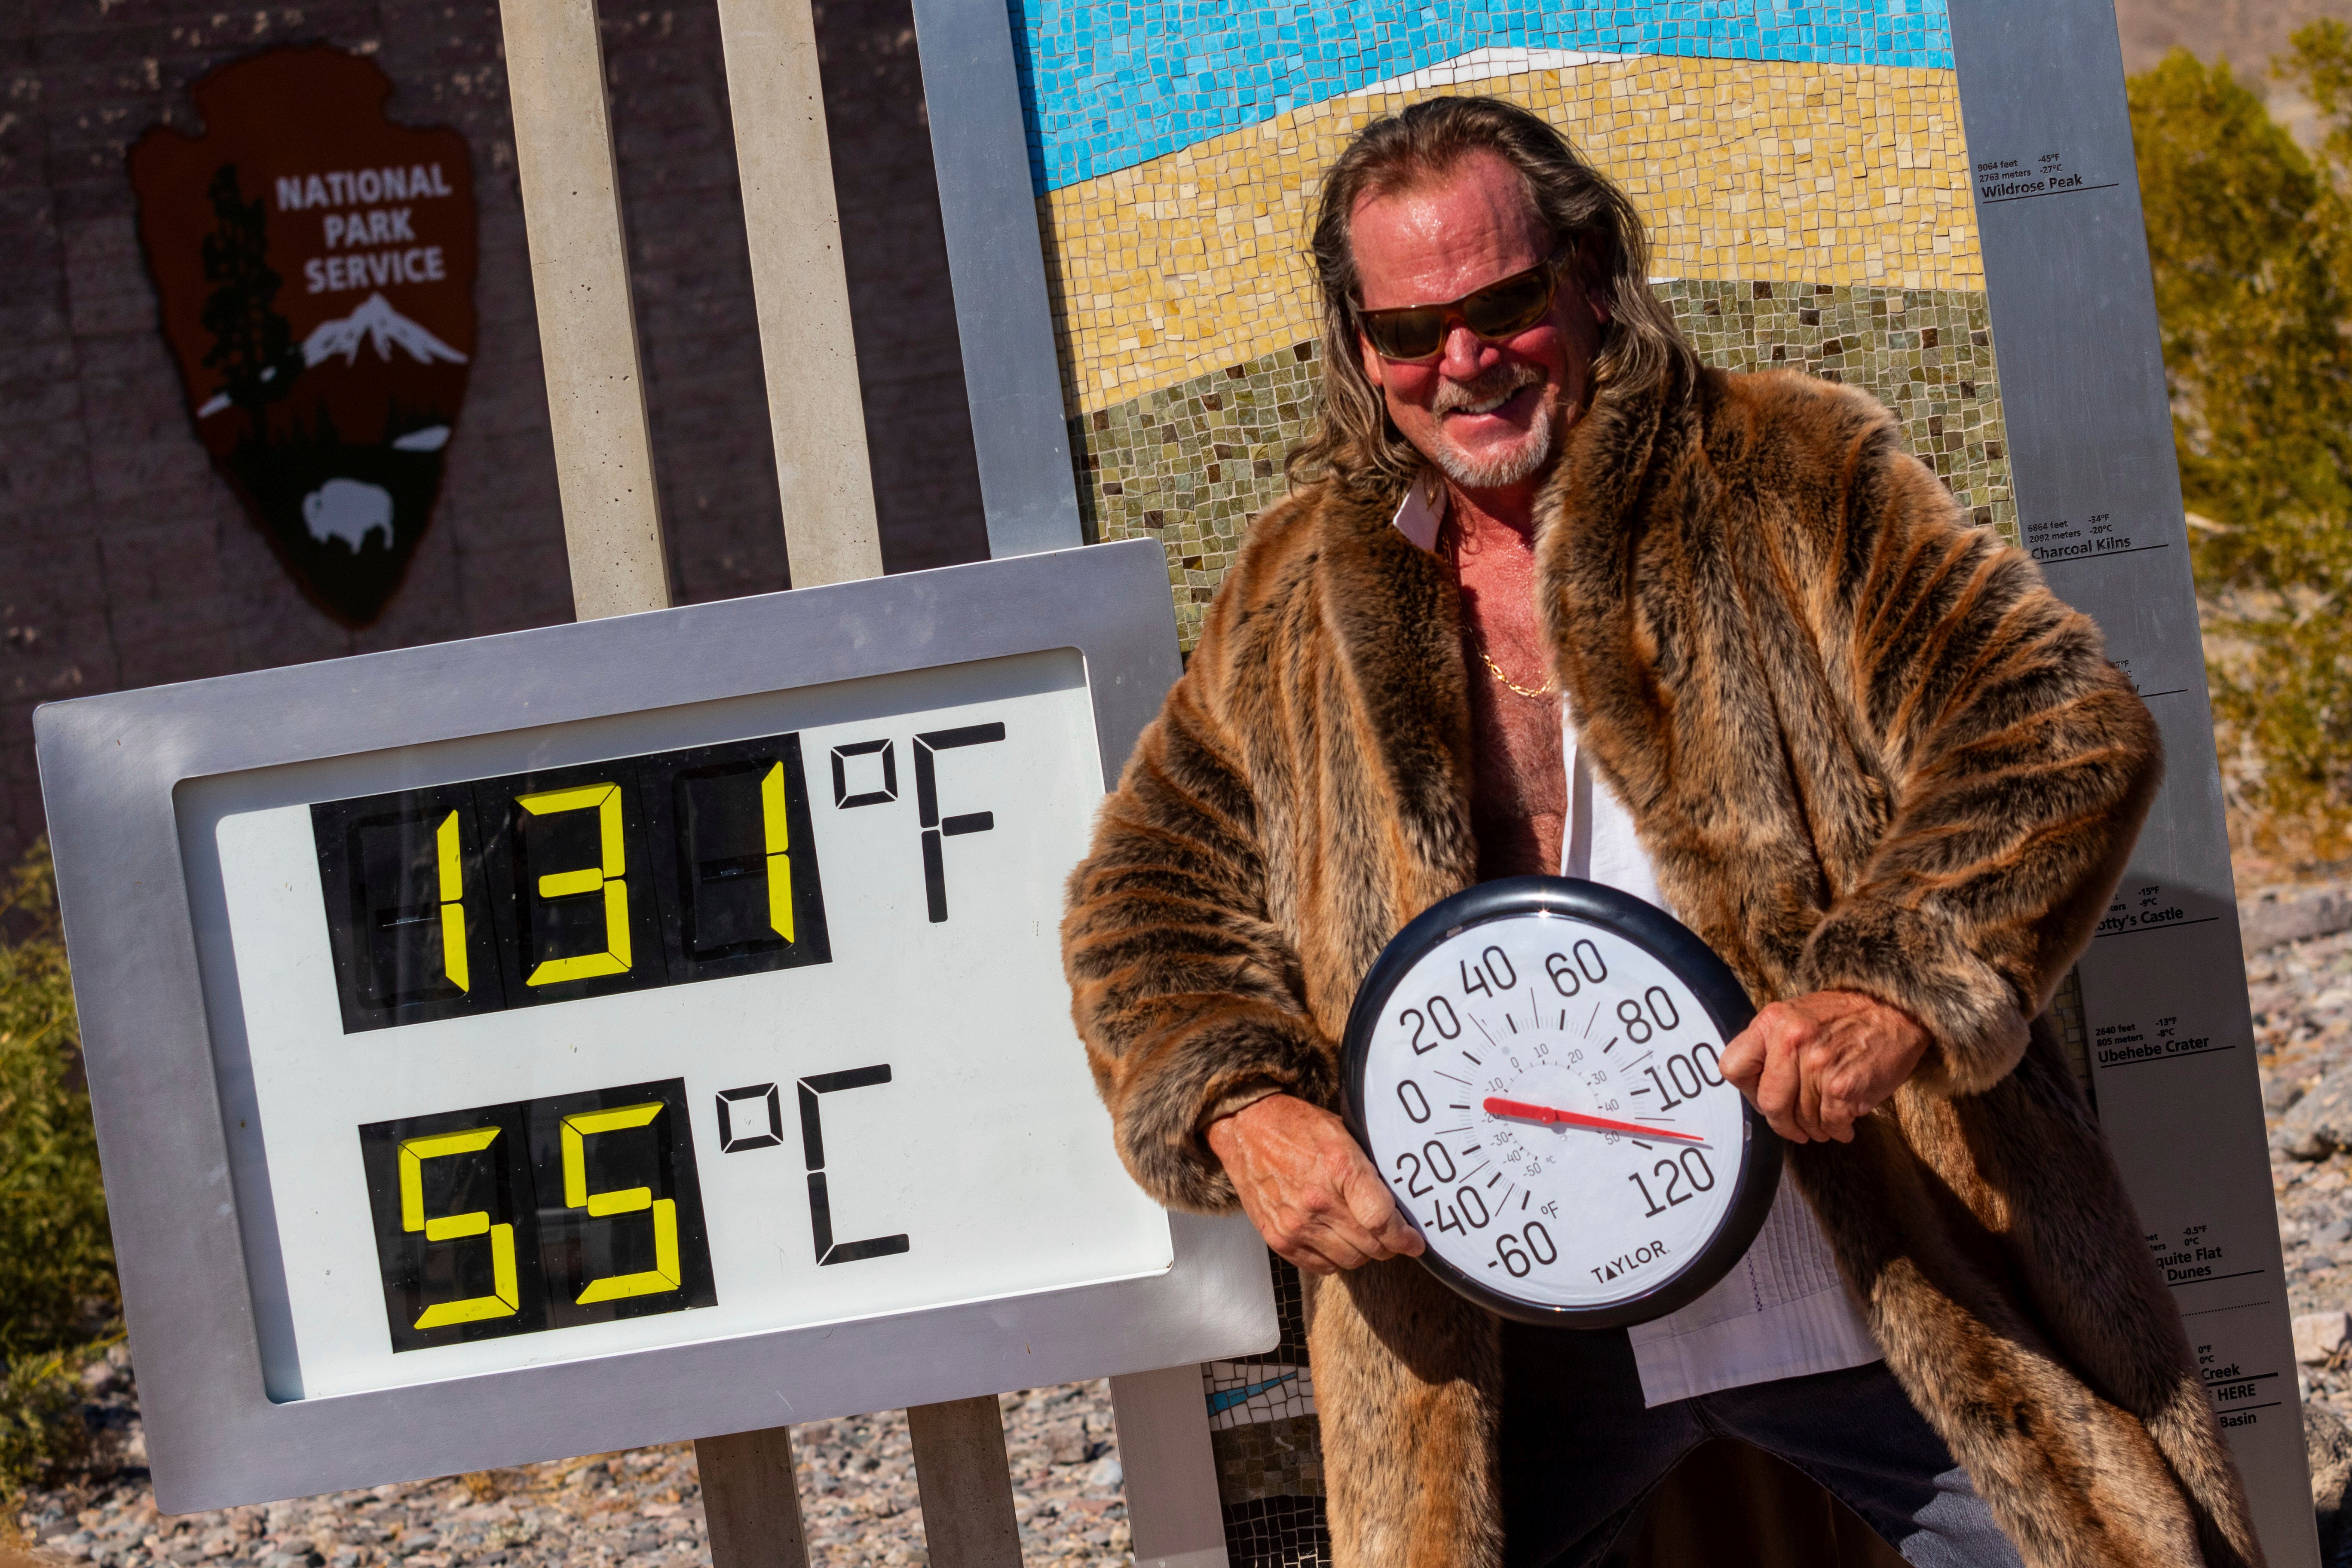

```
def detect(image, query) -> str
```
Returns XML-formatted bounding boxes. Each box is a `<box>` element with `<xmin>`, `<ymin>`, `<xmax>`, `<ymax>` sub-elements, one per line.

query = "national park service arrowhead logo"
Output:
<box><xmin>128</xmin><ymin>46</ymin><xmax>477</xmax><ymax>626</ymax></box>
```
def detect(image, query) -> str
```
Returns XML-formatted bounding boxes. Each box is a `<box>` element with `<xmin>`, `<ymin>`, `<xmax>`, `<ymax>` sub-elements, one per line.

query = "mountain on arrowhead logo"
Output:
<box><xmin>303</xmin><ymin>292</ymin><xmax>469</xmax><ymax>371</ymax></box>
<box><xmin>129</xmin><ymin>46</ymin><xmax>478</xmax><ymax>626</ymax></box>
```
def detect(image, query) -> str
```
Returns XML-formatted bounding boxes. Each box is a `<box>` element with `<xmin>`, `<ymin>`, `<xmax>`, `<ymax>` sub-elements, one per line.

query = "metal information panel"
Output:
<box><xmin>34</xmin><ymin>540</ymin><xmax>1275</xmax><ymax>1513</ymax></box>
<box><xmin>1949</xmin><ymin>3</ymin><xmax>2314</xmax><ymax>1561</ymax></box>
<box><xmin>903</xmin><ymin>0</ymin><xmax>2315</xmax><ymax>1559</ymax></box>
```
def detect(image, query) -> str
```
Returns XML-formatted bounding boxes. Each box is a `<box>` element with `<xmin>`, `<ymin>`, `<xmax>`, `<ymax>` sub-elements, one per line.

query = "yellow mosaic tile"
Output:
<box><xmin>1039</xmin><ymin>57</ymin><xmax>1981</xmax><ymax>417</ymax></box>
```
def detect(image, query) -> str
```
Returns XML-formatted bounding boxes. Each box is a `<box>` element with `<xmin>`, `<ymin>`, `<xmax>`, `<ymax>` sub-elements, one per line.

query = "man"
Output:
<box><xmin>1063</xmin><ymin>96</ymin><xmax>2260</xmax><ymax>1568</ymax></box>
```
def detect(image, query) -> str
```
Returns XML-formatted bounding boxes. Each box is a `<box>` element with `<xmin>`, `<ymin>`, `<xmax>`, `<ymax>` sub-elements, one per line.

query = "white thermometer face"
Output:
<box><xmin>1354</xmin><ymin>913</ymin><xmax>1754</xmax><ymax>1314</ymax></box>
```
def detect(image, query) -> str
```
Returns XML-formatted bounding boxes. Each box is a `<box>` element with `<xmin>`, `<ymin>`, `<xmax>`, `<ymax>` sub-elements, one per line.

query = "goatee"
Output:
<box><xmin>1429</xmin><ymin>365</ymin><xmax>1554</xmax><ymax>490</ymax></box>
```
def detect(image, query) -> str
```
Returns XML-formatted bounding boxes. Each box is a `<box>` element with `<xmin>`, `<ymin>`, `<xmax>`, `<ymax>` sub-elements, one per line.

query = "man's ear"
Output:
<box><xmin>1563</xmin><ymin>247</ymin><xmax>1611</xmax><ymax>328</ymax></box>
<box><xmin>1357</xmin><ymin>331</ymin><xmax>1388</xmax><ymax>392</ymax></box>
<box><xmin>1576</xmin><ymin>269</ymin><xmax>1612</xmax><ymax>328</ymax></box>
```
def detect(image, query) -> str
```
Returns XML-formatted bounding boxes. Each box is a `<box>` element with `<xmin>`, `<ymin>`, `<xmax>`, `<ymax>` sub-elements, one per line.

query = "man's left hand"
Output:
<box><xmin>1717</xmin><ymin>991</ymin><xmax>1929</xmax><ymax>1144</ymax></box>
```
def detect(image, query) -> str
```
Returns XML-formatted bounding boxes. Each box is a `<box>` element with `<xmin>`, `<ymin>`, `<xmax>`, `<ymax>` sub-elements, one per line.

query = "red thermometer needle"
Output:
<box><xmin>1482</xmin><ymin>1096</ymin><xmax>1706</xmax><ymax>1144</ymax></box>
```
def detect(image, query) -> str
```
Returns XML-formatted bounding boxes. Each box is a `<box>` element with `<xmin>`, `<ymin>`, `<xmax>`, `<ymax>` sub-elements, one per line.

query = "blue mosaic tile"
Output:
<box><xmin>1011</xmin><ymin>0</ymin><xmax>1954</xmax><ymax>193</ymax></box>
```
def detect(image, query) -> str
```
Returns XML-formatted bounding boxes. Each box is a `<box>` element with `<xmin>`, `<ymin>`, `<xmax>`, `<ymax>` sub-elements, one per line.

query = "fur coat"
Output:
<box><xmin>1061</xmin><ymin>357</ymin><xmax>2263</xmax><ymax>1568</ymax></box>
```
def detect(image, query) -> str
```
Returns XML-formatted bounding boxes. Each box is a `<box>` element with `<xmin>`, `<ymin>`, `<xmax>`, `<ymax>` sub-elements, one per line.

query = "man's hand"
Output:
<box><xmin>1205</xmin><ymin>1093</ymin><xmax>1425</xmax><ymax>1275</ymax></box>
<box><xmin>1717</xmin><ymin>990</ymin><xmax>1930</xmax><ymax>1144</ymax></box>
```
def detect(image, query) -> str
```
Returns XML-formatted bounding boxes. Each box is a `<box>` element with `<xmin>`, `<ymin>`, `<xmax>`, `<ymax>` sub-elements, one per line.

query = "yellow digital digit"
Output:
<box><xmin>397</xmin><ymin>1127</ymin><xmax>518</xmax><ymax>1329</ymax></box>
<box><xmin>516</xmin><ymin>782</ymin><xmax>631</xmax><ymax>985</ymax></box>
<box><xmin>434</xmin><ymin>810</ymin><xmax>469</xmax><ymax>995</ymax></box>
<box><xmin>560</xmin><ymin>1101</ymin><xmax>680</xmax><ymax>1304</ymax></box>
<box><xmin>760</xmin><ymin>760</ymin><xmax>793</xmax><ymax>943</ymax></box>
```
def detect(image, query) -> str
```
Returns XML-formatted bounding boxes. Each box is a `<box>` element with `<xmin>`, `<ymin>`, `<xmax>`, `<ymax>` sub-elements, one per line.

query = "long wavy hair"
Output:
<box><xmin>1286</xmin><ymin>95</ymin><xmax>1695</xmax><ymax>495</ymax></box>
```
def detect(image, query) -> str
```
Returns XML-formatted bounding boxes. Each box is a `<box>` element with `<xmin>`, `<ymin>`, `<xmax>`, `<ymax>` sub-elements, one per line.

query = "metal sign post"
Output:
<box><xmin>497</xmin><ymin>0</ymin><xmax>668</xmax><ymax>621</ymax></box>
<box><xmin>493</xmin><ymin>0</ymin><xmax>1232</xmax><ymax>1564</ymax></box>
<box><xmin>501</xmin><ymin>0</ymin><xmax>831</xmax><ymax>1549</ymax></box>
<box><xmin>1947</xmin><ymin>2</ymin><xmax>2316</xmax><ymax>1562</ymax></box>
<box><xmin>36</xmin><ymin>539</ymin><xmax>1272</xmax><ymax>1513</ymax></box>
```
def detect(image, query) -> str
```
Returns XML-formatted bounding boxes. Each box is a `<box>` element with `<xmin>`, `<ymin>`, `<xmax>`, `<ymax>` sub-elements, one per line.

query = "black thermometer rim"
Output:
<box><xmin>1340</xmin><ymin>875</ymin><xmax>1782</xmax><ymax>1329</ymax></box>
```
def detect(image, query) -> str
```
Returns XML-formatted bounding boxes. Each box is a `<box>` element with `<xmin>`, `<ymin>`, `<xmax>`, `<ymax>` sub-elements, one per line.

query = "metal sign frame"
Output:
<box><xmin>34</xmin><ymin>539</ymin><xmax>1273</xmax><ymax>1514</ymax></box>
<box><xmin>1947</xmin><ymin>4</ymin><xmax>2315</xmax><ymax>1561</ymax></box>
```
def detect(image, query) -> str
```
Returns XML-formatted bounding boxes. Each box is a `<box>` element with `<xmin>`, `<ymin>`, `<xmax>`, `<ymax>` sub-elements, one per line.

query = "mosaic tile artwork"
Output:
<box><xmin>1042</xmin><ymin>56</ymin><xmax>1981</xmax><ymax>413</ymax></box>
<box><xmin>1213</xmin><ymin>1413</ymin><xmax>1326</xmax><ymax>1501</ymax></box>
<box><xmin>1222</xmin><ymin>1495</ymin><xmax>1332</xmax><ymax>1568</ymax></box>
<box><xmin>1205</xmin><ymin>1359</ymin><xmax>1318</xmax><ymax>1431</ymax></box>
<box><xmin>1077</xmin><ymin>282</ymin><xmax>2015</xmax><ymax>649</ymax></box>
<box><xmin>1204</xmin><ymin>1254</ymin><xmax>1328</xmax><ymax>1561</ymax></box>
<box><xmin>1010</xmin><ymin>0</ymin><xmax>1956</xmax><ymax>191</ymax></box>
<box><xmin>1011</xmin><ymin>12</ymin><xmax>2011</xmax><ymax>1562</ymax></box>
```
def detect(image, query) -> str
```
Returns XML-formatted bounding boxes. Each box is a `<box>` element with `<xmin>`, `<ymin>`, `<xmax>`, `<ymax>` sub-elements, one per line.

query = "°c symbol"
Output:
<box><xmin>717</xmin><ymin>1082</ymin><xmax>784</xmax><ymax>1152</ymax></box>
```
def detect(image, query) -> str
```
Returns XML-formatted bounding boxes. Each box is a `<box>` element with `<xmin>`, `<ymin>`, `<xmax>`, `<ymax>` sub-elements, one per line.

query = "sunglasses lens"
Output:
<box><xmin>1362</xmin><ymin>307</ymin><xmax>1446</xmax><ymax>361</ymax></box>
<box><xmin>1360</xmin><ymin>262</ymin><xmax>1562</xmax><ymax>361</ymax></box>
<box><xmin>1464</xmin><ymin>269</ymin><xmax>1557</xmax><ymax>337</ymax></box>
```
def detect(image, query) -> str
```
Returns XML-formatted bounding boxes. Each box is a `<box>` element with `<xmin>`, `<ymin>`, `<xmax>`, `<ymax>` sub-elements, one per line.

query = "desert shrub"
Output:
<box><xmin>0</xmin><ymin>1348</ymin><xmax>92</xmax><ymax>1497</ymax></box>
<box><xmin>0</xmin><ymin>841</ymin><xmax>116</xmax><ymax>1494</ymax></box>
<box><xmin>2131</xmin><ymin>28</ymin><xmax>2352</xmax><ymax>859</ymax></box>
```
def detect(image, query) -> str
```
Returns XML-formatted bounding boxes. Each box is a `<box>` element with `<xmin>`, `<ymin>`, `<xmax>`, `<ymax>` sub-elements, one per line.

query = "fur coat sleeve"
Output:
<box><xmin>1773</xmin><ymin>385</ymin><xmax>2162</xmax><ymax>1092</ymax></box>
<box><xmin>1061</xmin><ymin>497</ymin><xmax>1352</xmax><ymax>1213</ymax></box>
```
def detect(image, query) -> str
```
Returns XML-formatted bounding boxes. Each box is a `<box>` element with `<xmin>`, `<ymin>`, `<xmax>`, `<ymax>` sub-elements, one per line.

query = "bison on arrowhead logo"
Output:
<box><xmin>129</xmin><ymin>46</ymin><xmax>478</xmax><ymax>626</ymax></box>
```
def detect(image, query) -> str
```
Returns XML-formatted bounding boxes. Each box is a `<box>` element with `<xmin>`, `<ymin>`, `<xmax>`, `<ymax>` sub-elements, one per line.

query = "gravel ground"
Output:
<box><xmin>21</xmin><ymin>897</ymin><xmax>2352</xmax><ymax>1563</ymax></box>
<box><xmin>2251</xmin><ymin>906</ymin><xmax>2352</xmax><ymax>1419</ymax></box>
<box><xmin>9</xmin><ymin>1365</ymin><xmax>1132</xmax><ymax>1568</ymax></box>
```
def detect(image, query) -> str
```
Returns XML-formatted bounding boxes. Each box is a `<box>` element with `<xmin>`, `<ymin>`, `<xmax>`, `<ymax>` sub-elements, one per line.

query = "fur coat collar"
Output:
<box><xmin>1063</xmin><ymin>359</ymin><xmax>2261</xmax><ymax>1567</ymax></box>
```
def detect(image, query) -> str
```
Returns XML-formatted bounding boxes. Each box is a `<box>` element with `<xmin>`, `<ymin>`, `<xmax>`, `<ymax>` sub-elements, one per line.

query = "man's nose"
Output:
<box><xmin>1437</xmin><ymin>319</ymin><xmax>1493</xmax><ymax>380</ymax></box>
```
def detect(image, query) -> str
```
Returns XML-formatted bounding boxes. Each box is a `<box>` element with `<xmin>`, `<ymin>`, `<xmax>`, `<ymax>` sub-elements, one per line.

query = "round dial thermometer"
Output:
<box><xmin>1341</xmin><ymin>877</ymin><xmax>1779</xmax><ymax>1327</ymax></box>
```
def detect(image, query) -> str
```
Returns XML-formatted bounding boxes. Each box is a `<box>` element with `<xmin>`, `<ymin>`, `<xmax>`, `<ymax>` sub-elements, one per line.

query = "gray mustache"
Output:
<box><xmin>1431</xmin><ymin>364</ymin><xmax>1542</xmax><ymax>414</ymax></box>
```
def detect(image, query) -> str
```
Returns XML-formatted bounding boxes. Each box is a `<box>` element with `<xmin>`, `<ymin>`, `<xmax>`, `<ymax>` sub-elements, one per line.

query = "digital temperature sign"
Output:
<box><xmin>34</xmin><ymin>543</ymin><xmax>1275</xmax><ymax>1510</ymax></box>
<box><xmin>197</xmin><ymin>648</ymin><xmax>1160</xmax><ymax>1403</ymax></box>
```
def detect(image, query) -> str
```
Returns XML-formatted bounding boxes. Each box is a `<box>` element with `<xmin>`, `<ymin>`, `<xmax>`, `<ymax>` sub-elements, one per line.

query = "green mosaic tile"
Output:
<box><xmin>1210</xmin><ymin>1414</ymin><xmax>1327</xmax><ymax>1503</ymax></box>
<box><xmin>1070</xmin><ymin>283</ymin><xmax>2016</xmax><ymax>650</ymax></box>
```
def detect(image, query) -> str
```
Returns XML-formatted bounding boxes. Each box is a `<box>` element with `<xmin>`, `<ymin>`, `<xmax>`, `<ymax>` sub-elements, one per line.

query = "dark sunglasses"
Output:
<box><xmin>1354</xmin><ymin>254</ymin><xmax>1569</xmax><ymax>363</ymax></box>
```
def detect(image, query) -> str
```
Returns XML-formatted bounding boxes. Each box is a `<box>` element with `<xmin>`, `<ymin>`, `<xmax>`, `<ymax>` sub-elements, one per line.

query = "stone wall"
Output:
<box><xmin>0</xmin><ymin>0</ymin><xmax>985</xmax><ymax>867</ymax></box>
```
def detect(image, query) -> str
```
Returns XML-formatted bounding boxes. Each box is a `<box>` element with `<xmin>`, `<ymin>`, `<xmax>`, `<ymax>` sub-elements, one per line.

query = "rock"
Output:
<box><xmin>2311</xmin><ymin>1400</ymin><xmax>2352</xmax><ymax>1564</ymax></box>
<box><xmin>15</xmin><ymin>1370</ymin><xmax>1139</xmax><ymax>1568</ymax></box>
<box><xmin>2278</xmin><ymin>1072</ymin><xmax>2352</xmax><ymax>1159</ymax></box>
<box><xmin>2299</xmin><ymin>1313</ymin><xmax>2352</xmax><ymax>1365</ymax></box>
<box><xmin>2245</xmin><ymin>885</ymin><xmax>2352</xmax><ymax>955</ymax></box>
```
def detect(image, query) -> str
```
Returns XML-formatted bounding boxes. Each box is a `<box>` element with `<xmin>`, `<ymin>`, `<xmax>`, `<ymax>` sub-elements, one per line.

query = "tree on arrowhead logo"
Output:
<box><xmin>129</xmin><ymin>46</ymin><xmax>478</xmax><ymax>627</ymax></box>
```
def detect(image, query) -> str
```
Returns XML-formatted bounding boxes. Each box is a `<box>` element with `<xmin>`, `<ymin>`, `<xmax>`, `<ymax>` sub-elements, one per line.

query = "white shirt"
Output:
<box><xmin>1393</xmin><ymin>484</ymin><xmax>1880</xmax><ymax>1403</ymax></box>
<box><xmin>1559</xmin><ymin>713</ymin><xmax>1883</xmax><ymax>1406</ymax></box>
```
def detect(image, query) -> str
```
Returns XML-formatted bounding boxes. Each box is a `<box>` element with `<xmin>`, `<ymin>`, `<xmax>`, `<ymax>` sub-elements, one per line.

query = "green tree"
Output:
<box><xmin>198</xmin><ymin>162</ymin><xmax>304</xmax><ymax>428</ymax></box>
<box><xmin>2131</xmin><ymin>35</ymin><xmax>2352</xmax><ymax>854</ymax></box>
<box><xmin>2134</xmin><ymin>47</ymin><xmax>2352</xmax><ymax>555</ymax></box>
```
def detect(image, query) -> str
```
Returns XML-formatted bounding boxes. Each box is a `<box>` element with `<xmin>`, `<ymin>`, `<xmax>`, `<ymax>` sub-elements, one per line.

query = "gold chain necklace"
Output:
<box><xmin>1442</xmin><ymin>506</ymin><xmax>1556</xmax><ymax>698</ymax></box>
<box><xmin>1476</xmin><ymin>643</ymin><xmax>1556</xmax><ymax>699</ymax></box>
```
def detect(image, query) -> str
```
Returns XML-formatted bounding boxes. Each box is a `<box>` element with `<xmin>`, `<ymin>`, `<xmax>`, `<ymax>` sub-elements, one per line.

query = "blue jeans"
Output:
<box><xmin>1501</xmin><ymin>1321</ymin><xmax>2026</xmax><ymax>1567</ymax></box>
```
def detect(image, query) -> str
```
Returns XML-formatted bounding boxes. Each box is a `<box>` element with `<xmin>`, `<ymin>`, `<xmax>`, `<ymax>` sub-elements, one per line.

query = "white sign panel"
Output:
<box><xmin>182</xmin><ymin>651</ymin><xmax>1168</xmax><ymax>1400</ymax></box>
<box><xmin>36</xmin><ymin>542</ymin><xmax>1274</xmax><ymax>1510</ymax></box>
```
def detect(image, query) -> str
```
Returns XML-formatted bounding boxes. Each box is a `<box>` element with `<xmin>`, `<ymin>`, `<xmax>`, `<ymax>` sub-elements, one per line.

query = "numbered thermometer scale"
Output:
<box><xmin>31</xmin><ymin>541</ymin><xmax>1274</xmax><ymax>1511</ymax></box>
<box><xmin>1342</xmin><ymin>878</ymin><xmax>1779</xmax><ymax>1326</ymax></box>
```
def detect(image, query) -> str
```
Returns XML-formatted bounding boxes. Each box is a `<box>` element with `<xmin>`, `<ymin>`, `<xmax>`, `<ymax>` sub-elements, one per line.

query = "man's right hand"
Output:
<box><xmin>1204</xmin><ymin>1093</ymin><xmax>1425</xmax><ymax>1275</ymax></box>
